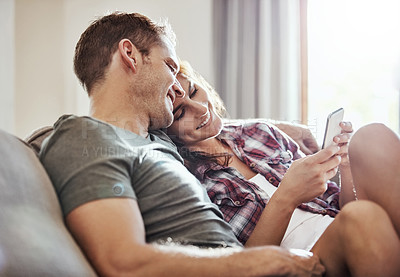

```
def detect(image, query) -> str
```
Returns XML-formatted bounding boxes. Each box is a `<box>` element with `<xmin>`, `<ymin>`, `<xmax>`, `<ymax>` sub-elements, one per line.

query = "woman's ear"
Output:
<box><xmin>118</xmin><ymin>39</ymin><xmax>139</xmax><ymax>72</ymax></box>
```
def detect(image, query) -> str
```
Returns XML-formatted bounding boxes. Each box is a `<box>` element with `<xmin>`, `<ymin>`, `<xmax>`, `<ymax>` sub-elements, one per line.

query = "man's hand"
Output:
<box><xmin>263</xmin><ymin>246</ymin><xmax>325</xmax><ymax>277</ymax></box>
<box><xmin>287</xmin><ymin>249</ymin><xmax>326</xmax><ymax>277</ymax></box>
<box><xmin>274</xmin><ymin>122</ymin><xmax>319</xmax><ymax>155</ymax></box>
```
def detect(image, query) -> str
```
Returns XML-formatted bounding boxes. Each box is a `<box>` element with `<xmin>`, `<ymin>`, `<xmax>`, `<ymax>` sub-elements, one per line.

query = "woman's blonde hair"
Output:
<box><xmin>178</xmin><ymin>60</ymin><xmax>227</xmax><ymax>118</ymax></box>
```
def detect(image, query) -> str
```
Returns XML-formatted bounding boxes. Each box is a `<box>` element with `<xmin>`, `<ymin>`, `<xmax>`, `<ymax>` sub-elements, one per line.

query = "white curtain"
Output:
<box><xmin>213</xmin><ymin>0</ymin><xmax>302</xmax><ymax>122</ymax></box>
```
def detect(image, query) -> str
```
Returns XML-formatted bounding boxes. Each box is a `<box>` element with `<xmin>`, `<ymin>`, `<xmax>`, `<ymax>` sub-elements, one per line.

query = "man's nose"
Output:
<box><xmin>172</xmin><ymin>79</ymin><xmax>185</xmax><ymax>98</ymax></box>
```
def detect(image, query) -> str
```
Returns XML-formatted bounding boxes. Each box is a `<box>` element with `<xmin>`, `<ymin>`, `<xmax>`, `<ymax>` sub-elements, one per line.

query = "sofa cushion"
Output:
<box><xmin>0</xmin><ymin>129</ymin><xmax>96</xmax><ymax>276</ymax></box>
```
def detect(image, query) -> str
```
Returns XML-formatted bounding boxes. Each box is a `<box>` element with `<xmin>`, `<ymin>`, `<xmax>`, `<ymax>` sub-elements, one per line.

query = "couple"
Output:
<box><xmin>39</xmin><ymin>12</ymin><xmax>400</xmax><ymax>277</ymax></box>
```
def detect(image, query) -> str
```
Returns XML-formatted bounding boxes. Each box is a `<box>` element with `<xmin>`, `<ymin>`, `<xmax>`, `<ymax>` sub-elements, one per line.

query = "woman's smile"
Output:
<box><xmin>196</xmin><ymin>111</ymin><xmax>211</xmax><ymax>130</ymax></box>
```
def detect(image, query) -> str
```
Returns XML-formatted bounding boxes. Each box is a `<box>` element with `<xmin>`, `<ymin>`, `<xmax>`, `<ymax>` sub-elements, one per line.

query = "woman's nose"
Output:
<box><xmin>172</xmin><ymin>79</ymin><xmax>185</xmax><ymax>98</ymax></box>
<box><xmin>190</xmin><ymin>99</ymin><xmax>208</xmax><ymax>115</ymax></box>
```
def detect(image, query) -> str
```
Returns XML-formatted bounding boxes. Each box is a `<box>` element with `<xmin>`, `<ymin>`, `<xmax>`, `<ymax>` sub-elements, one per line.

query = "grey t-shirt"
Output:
<box><xmin>40</xmin><ymin>115</ymin><xmax>241</xmax><ymax>248</ymax></box>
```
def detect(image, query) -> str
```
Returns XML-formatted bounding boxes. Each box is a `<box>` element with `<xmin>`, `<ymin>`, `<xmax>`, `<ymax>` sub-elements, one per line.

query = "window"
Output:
<box><xmin>307</xmin><ymin>0</ymin><xmax>400</xmax><ymax>143</ymax></box>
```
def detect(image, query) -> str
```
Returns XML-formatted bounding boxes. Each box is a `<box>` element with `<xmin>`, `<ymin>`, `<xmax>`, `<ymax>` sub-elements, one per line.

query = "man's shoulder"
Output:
<box><xmin>149</xmin><ymin>129</ymin><xmax>176</xmax><ymax>147</ymax></box>
<box><xmin>50</xmin><ymin>115</ymin><xmax>146</xmax><ymax>145</ymax></box>
<box><xmin>148</xmin><ymin>129</ymin><xmax>183</xmax><ymax>163</ymax></box>
<box><xmin>53</xmin><ymin>115</ymin><xmax>112</xmax><ymax>135</ymax></box>
<box><xmin>39</xmin><ymin>115</ymin><xmax>120</xmax><ymax>158</ymax></box>
<box><xmin>40</xmin><ymin>115</ymin><xmax>182</xmax><ymax>164</ymax></box>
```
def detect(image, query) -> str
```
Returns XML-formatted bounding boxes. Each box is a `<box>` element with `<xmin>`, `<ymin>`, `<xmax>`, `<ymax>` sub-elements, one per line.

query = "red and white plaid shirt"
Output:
<box><xmin>189</xmin><ymin>119</ymin><xmax>340</xmax><ymax>245</ymax></box>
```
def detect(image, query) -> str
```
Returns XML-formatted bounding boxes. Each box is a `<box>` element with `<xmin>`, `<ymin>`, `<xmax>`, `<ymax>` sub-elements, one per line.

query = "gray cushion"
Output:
<box><xmin>0</xmin><ymin>129</ymin><xmax>97</xmax><ymax>276</ymax></box>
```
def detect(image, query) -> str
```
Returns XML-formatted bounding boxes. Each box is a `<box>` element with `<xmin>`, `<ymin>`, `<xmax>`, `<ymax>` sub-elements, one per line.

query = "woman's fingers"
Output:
<box><xmin>340</xmin><ymin>121</ymin><xmax>353</xmax><ymax>133</ymax></box>
<box><xmin>300</xmin><ymin>146</ymin><xmax>341</xmax><ymax>185</ymax></box>
<box><xmin>334</xmin><ymin>133</ymin><xmax>351</xmax><ymax>143</ymax></box>
<box><xmin>321</xmin><ymin>155</ymin><xmax>341</xmax><ymax>177</ymax></box>
<box><xmin>307</xmin><ymin>145</ymin><xmax>340</xmax><ymax>164</ymax></box>
<box><xmin>337</xmin><ymin>143</ymin><xmax>348</xmax><ymax>155</ymax></box>
<box><xmin>334</xmin><ymin>121</ymin><xmax>353</xmax><ymax>144</ymax></box>
<box><xmin>326</xmin><ymin>165</ymin><xmax>340</xmax><ymax>180</ymax></box>
<box><xmin>333</xmin><ymin>121</ymin><xmax>352</xmax><ymax>166</ymax></box>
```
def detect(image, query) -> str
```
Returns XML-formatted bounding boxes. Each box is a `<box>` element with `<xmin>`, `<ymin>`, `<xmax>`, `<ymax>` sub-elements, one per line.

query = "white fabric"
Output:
<box><xmin>249</xmin><ymin>173</ymin><xmax>334</xmax><ymax>251</ymax></box>
<box><xmin>213</xmin><ymin>0</ymin><xmax>302</xmax><ymax>121</ymax></box>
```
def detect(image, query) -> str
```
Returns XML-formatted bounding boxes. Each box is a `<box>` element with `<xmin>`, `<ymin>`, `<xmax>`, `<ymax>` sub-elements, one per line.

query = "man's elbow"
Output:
<box><xmin>90</xmin><ymin>244</ymin><xmax>155</xmax><ymax>277</ymax></box>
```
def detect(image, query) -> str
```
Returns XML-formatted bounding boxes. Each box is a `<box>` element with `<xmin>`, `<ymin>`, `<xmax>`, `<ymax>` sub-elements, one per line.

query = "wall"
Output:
<box><xmin>15</xmin><ymin>0</ymin><xmax>65</xmax><ymax>138</ymax></box>
<box><xmin>0</xmin><ymin>0</ymin><xmax>15</xmax><ymax>134</ymax></box>
<box><xmin>9</xmin><ymin>0</ymin><xmax>214</xmax><ymax>137</ymax></box>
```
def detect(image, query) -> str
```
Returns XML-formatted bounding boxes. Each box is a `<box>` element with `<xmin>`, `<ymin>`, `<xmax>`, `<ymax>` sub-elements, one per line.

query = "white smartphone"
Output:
<box><xmin>321</xmin><ymin>108</ymin><xmax>344</xmax><ymax>149</ymax></box>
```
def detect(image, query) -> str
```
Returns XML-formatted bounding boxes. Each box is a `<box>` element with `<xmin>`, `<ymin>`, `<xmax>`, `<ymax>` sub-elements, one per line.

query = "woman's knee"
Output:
<box><xmin>334</xmin><ymin>200</ymin><xmax>400</xmax><ymax>276</ymax></box>
<box><xmin>349</xmin><ymin>123</ymin><xmax>399</xmax><ymax>157</ymax></box>
<box><xmin>348</xmin><ymin>123</ymin><xmax>400</xmax><ymax>183</ymax></box>
<box><xmin>349</xmin><ymin>123</ymin><xmax>384</xmax><ymax>157</ymax></box>
<box><xmin>336</xmin><ymin>200</ymin><xmax>387</xmax><ymax>229</ymax></box>
<box><xmin>352</xmin><ymin>123</ymin><xmax>391</xmax><ymax>139</ymax></box>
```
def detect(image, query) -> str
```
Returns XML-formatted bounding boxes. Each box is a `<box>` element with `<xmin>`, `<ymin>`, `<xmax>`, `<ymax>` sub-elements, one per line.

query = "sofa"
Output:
<box><xmin>0</xmin><ymin>128</ymin><xmax>97</xmax><ymax>276</ymax></box>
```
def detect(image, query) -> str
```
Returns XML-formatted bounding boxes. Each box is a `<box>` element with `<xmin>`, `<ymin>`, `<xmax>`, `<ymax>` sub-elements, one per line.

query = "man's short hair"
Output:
<box><xmin>74</xmin><ymin>12</ymin><xmax>176</xmax><ymax>94</ymax></box>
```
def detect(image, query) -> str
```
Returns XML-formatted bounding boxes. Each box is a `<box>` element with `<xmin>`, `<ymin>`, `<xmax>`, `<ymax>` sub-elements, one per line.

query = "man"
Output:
<box><xmin>39</xmin><ymin>12</ymin><xmax>324</xmax><ymax>276</ymax></box>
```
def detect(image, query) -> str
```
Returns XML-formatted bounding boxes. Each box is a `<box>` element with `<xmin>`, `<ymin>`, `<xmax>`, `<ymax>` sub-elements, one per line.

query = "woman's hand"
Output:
<box><xmin>335</xmin><ymin>121</ymin><xmax>355</xmax><ymax>207</ymax></box>
<box><xmin>334</xmin><ymin>121</ymin><xmax>353</xmax><ymax>166</ymax></box>
<box><xmin>276</xmin><ymin>145</ymin><xmax>342</xmax><ymax>209</ymax></box>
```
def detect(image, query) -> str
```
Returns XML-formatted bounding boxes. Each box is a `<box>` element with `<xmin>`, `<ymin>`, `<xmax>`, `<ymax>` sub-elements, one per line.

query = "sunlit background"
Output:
<box><xmin>307</xmin><ymin>0</ymin><xmax>400</xmax><ymax>143</ymax></box>
<box><xmin>1</xmin><ymin>0</ymin><xmax>399</xmax><ymax>141</ymax></box>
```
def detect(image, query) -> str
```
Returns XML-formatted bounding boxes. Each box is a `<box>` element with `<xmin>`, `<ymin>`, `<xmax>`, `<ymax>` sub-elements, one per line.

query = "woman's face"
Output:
<box><xmin>167</xmin><ymin>75</ymin><xmax>223</xmax><ymax>146</ymax></box>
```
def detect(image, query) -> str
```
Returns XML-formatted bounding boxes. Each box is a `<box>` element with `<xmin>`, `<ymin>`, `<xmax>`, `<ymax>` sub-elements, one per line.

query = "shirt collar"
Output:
<box><xmin>192</xmin><ymin>130</ymin><xmax>237</xmax><ymax>181</ymax></box>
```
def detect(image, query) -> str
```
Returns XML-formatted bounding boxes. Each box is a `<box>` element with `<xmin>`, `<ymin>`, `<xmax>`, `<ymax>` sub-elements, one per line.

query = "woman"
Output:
<box><xmin>167</xmin><ymin>60</ymin><xmax>400</xmax><ymax>276</ymax></box>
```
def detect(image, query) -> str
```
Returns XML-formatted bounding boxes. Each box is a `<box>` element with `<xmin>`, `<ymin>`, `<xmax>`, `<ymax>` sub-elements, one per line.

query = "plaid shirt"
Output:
<box><xmin>189</xmin><ymin>120</ymin><xmax>340</xmax><ymax>245</ymax></box>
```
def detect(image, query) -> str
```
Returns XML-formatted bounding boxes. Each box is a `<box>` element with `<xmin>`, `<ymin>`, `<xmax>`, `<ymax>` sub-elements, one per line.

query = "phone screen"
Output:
<box><xmin>322</xmin><ymin>108</ymin><xmax>344</xmax><ymax>149</ymax></box>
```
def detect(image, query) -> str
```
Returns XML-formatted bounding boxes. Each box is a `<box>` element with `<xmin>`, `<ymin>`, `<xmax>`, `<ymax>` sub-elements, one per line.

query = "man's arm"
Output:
<box><xmin>223</xmin><ymin>118</ymin><xmax>319</xmax><ymax>155</ymax></box>
<box><xmin>272</xmin><ymin>121</ymin><xmax>319</xmax><ymax>155</ymax></box>
<box><xmin>66</xmin><ymin>198</ymin><xmax>324</xmax><ymax>277</ymax></box>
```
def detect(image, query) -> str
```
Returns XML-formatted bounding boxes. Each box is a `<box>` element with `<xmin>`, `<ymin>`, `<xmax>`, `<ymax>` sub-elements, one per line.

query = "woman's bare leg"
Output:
<box><xmin>348</xmin><ymin>123</ymin><xmax>400</xmax><ymax>235</ymax></box>
<box><xmin>311</xmin><ymin>200</ymin><xmax>400</xmax><ymax>277</ymax></box>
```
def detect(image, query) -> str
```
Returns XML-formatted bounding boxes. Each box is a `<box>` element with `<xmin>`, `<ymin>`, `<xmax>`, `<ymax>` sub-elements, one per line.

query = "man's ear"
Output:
<box><xmin>118</xmin><ymin>39</ymin><xmax>140</xmax><ymax>72</ymax></box>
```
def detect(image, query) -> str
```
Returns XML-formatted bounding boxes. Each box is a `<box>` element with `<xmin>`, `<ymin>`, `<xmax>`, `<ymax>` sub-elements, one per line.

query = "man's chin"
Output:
<box><xmin>149</xmin><ymin>115</ymin><xmax>174</xmax><ymax>131</ymax></box>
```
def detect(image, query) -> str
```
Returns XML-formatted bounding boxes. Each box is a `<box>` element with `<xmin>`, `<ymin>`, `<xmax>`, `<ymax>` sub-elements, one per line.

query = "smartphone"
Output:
<box><xmin>321</xmin><ymin>108</ymin><xmax>344</xmax><ymax>149</ymax></box>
